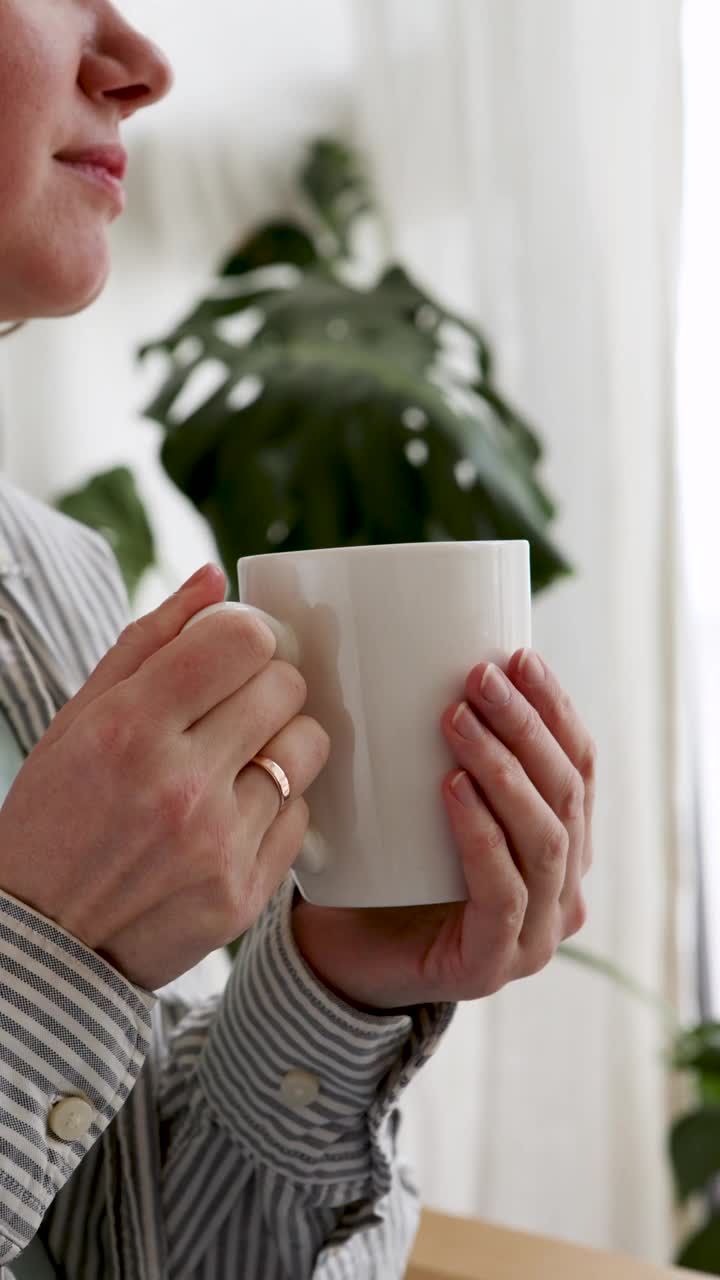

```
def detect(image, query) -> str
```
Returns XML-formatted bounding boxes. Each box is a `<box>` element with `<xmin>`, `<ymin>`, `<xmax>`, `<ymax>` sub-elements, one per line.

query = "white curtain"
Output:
<box><xmin>0</xmin><ymin>0</ymin><xmax>689</xmax><ymax>1264</ymax></box>
<box><xmin>677</xmin><ymin>0</ymin><xmax>720</xmax><ymax>1017</ymax></box>
<box><xmin>349</xmin><ymin>0</ymin><xmax>687</xmax><ymax>1263</ymax></box>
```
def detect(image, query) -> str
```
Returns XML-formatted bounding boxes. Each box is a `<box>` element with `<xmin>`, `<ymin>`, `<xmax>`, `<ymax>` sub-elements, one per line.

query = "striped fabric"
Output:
<box><xmin>0</xmin><ymin>477</ymin><xmax>455</xmax><ymax>1279</ymax></box>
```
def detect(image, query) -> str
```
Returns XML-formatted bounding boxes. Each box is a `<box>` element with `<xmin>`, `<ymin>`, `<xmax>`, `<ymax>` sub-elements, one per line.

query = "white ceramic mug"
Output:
<box><xmin>187</xmin><ymin>541</ymin><xmax>532</xmax><ymax>908</ymax></box>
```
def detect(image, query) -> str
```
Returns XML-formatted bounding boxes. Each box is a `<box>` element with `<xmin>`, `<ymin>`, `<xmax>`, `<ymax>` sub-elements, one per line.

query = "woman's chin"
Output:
<box><xmin>33</xmin><ymin>239</ymin><xmax>112</xmax><ymax>318</ymax></box>
<box><xmin>57</xmin><ymin>259</ymin><xmax>110</xmax><ymax>317</ymax></box>
<box><xmin>65</xmin><ymin>272</ymin><xmax>110</xmax><ymax>316</ymax></box>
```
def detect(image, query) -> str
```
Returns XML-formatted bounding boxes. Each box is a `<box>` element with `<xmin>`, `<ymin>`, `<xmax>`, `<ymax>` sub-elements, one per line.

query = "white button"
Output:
<box><xmin>280</xmin><ymin>1069</ymin><xmax>320</xmax><ymax>1110</ymax></box>
<box><xmin>48</xmin><ymin>1096</ymin><xmax>94</xmax><ymax>1142</ymax></box>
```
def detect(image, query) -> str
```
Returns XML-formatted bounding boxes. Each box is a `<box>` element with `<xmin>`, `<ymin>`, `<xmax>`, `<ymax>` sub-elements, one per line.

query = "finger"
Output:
<box><xmin>234</xmin><ymin>715</ymin><xmax>330</xmax><ymax>841</ymax></box>
<box><xmin>442</xmin><ymin>770</ymin><xmax>527</xmax><ymax>994</ymax></box>
<box><xmin>507</xmin><ymin>649</ymin><xmax>597</xmax><ymax>872</ymax></box>
<box><xmin>464</xmin><ymin>662</ymin><xmax>585</xmax><ymax>852</ymax></box>
<box><xmin>45</xmin><ymin>563</ymin><xmax>228</xmax><ymax>742</ymax></box>
<box><xmin>131</xmin><ymin>606</ymin><xmax>280</xmax><ymax>734</ymax></box>
<box><xmin>190</xmin><ymin>659</ymin><xmax>307</xmax><ymax>776</ymax></box>
<box><xmin>250</xmin><ymin>799</ymin><xmax>311</xmax><ymax>913</ymax></box>
<box><xmin>462</xmin><ymin>660</ymin><xmax>587</xmax><ymax>907</ymax></box>
<box><xmin>444</xmin><ymin>701</ymin><xmax>568</xmax><ymax>949</ymax></box>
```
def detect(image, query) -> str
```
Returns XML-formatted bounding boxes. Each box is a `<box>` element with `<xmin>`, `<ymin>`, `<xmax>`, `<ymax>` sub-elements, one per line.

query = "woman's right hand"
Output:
<box><xmin>0</xmin><ymin>565</ymin><xmax>330</xmax><ymax>990</ymax></box>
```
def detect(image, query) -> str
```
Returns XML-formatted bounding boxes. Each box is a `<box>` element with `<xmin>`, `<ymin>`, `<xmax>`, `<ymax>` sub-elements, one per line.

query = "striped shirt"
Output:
<box><xmin>0</xmin><ymin>710</ymin><xmax>56</xmax><ymax>1279</ymax></box>
<box><xmin>0</xmin><ymin>476</ymin><xmax>455</xmax><ymax>1278</ymax></box>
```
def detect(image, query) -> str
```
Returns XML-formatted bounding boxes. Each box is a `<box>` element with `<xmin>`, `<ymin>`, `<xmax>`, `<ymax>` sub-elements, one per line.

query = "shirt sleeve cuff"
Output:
<box><xmin>0</xmin><ymin>891</ymin><xmax>155</xmax><ymax>1259</ymax></box>
<box><xmin>197</xmin><ymin>877</ymin><xmax>455</xmax><ymax>1203</ymax></box>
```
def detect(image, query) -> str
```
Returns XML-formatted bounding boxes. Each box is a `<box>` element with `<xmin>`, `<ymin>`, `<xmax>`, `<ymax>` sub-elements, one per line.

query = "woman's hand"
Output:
<box><xmin>0</xmin><ymin>566</ymin><xmax>329</xmax><ymax>991</ymax></box>
<box><xmin>292</xmin><ymin>649</ymin><xmax>595</xmax><ymax>1010</ymax></box>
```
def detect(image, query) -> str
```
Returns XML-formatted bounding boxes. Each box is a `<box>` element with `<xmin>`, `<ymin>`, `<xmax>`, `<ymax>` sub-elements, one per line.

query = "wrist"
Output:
<box><xmin>290</xmin><ymin>895</ymin><xmax>412</xmax><ymax>1018</ymax></box>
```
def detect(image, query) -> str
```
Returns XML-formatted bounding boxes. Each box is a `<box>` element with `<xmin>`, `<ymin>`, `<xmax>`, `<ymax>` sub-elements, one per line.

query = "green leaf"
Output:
<box><xmin>219</xmin><ymin>222</ymin><xmax>319</xmax><ymax>276</ymax></box>
<box><xmin>301</xmin><ymin>138</ymin><xmax>374</xmax><ymax>259</ymax></box>
<box><xmin>200</xmin><ymin>435</ymin><xmax>300</xmax><ymax>590</ymax></box>
<box><xmin>700</xmin><ymin>1074</ymin><xmax>720</xmax><ymax>1106</ymax></box>
<box><xmin>343</xmin><ymin>412</ymin><xmax>426</xmax><ymax>543</ymax></box>
<box><xmin>290</xmin><ymin>408</ymin><xmax>358</xmax><ymax>548</ymax></box>
<box><xmin>140</xmin><ymin>263</ymin><xmax>570</xmax><ymax>591</ymax></box>
<box><xmin>670</xmin><ymin>1106</ymin><xmax>720</xmax><ymax>1202</ymax></box>
<box><xmin>674</xmin><ymin>1024</ymin><xmax>720</xmax><ymax>1074</ymax></box>
<box><xmin>677</xmin><ymin>1215</ymin><xmax>720</xmax><ymax>1273</ymax></box>
<box><xmin>380</xmin><ymin>264</ymin><xmax>495</xmax><ymax>383</ymax></box>
<box><xmin>54</xmin><ymin>466</ymin><xmax>155</xmax><ymax>601</ymax></box>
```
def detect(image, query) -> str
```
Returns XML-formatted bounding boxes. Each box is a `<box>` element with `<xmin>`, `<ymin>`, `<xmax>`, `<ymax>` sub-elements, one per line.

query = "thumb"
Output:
<box><xmin>47</xmin><ymin>563</ymin><xmax>227</xmax><ymax>738</ymax></box>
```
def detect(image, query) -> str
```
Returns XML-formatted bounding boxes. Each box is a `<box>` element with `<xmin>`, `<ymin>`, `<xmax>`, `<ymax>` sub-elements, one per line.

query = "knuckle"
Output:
<box><xmin>529</xmin><ymin>935</ymin><xmax>559</xmax><ymax>975</ymax></box>
<box><xmin>516</xmin><ymin>706</ymin><xmax>543</xmax><ymax>747</ymax></box>
<box><xmin>272</xmin><ymin>659</ymin><xmax>308</xmax><ymax>709</ymax></box>
<box><xmin>559</xmin><ymin>769</ymin><xmax>585</xmax><ymax>823</ymax></box>
<box><xmin>154</xmin><ymin>768</ymin><xmax>207</xmax><ymax>835</ymax></box>
<box><xmin>565</xmin><ymin>894</ymin><xmax>588</xmax><ymax>937</ymax></box>
<box><xmin>118</xmin><ymin>616</ymin><xmax>153</xmax><ymax>651</ymax></box>
<box><xmin>539</xmin><ymin>822</ymin><xmax>570</xmax><ymax>874</ymax></box>
<box><xmin>484</xmin><ymin>820</ymin><xmax>507</xmax><ymax>852</ymax></box>
<box><xmin>495</xmin><ymin>884</ymin><xmax>528</xmax><ymax>939</ymax></box>
<box><xmin>550</xmin><ymin>690</ymin><xmax>575</xmax><ymax>735</ymax></box>
<box><xmin>579</xmin><ymin>737</ymin><xmax>598</xmax><ymax>785</ymax></box>
<box><xmin>489</xmin><ymin>753</ymin><xmax>522</xmax><ymax>793</ymax></box>
<box><xmin>237</xmin><ymin>614</ymin><xmax>277</xmax><ymax>667</ymax></box>
<box><xmin>86</xmin><ymin>698</ymin><xmax>142</xmax><ymax>762</ymax></box>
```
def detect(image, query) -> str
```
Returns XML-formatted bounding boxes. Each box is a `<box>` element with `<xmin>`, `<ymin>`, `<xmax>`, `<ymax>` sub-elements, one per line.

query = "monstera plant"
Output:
<box><xmin>140</xmin><ymin>139</ymin><xmax>571</xmax><ymax>596</ymax></box>
<box><xmin>668</xmin><ymin>1022</ymin><xmax>720</xmax><ymax>1271</ymax></box>
<box><xmin>55</xmin><ymin>466</ymin><xmax>155</xmax><ymax>602</ymax></box>
<box><xmin>57</xmin><ymin>137</ymin><xmax>571</xmax><ymax>599</ymax></box>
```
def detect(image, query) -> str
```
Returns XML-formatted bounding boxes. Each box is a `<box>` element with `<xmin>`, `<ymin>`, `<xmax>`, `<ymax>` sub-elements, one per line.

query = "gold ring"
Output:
<box><xmin>250</xmin><ymin>755</ymin><xmax>291</xmax><ymax>813</ymax></box>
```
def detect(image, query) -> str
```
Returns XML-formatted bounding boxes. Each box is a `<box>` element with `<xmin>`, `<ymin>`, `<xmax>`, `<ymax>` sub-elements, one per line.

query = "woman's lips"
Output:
<box><xmin>56</xmin><ymin>158</ymin><xmax>126</xmax><ymax>214</ymax></box>
<box><xmin>54</xmin><ymin>145</ymin><xmax>127</xmax><ymax>214</ymax></box>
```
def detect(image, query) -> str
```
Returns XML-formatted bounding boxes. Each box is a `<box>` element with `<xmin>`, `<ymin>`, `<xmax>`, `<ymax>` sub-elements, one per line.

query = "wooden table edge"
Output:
<box><xmin>406</xmin><ymin>1209</ymin><xmax>695</xmax><ymax>1280</ymax></box>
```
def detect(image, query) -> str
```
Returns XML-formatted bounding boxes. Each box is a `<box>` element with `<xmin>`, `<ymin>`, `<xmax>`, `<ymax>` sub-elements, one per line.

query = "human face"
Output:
<box><xmin>0</xmin><ymin>0</ymin><xmax>173</xmax><ymax>322</ymax></box>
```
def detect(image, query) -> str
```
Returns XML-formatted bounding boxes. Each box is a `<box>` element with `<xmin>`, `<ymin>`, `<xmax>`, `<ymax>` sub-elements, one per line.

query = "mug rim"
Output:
<box><xmin>239</xmin><ymin>539</ymin><xmax>529</xmax><ymax>565</ymax></box>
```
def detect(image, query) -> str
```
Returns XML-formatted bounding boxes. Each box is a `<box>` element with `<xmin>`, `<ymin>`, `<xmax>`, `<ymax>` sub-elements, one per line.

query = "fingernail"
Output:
<box><xmin>480</xmin><ymin>664</ymin><xmax>512</xmax><ymax>706</ymax></box>
<box><xmin>179</xmin><ymin>563</ymin><xmax>215</xmax><ymax>591</ymax></box>
<box><xmin>452</xmin><ymin>701</ymin><xmax>485</xmax><ymax>741</ymax></box>
<box><xmin>518</xmin><ymin>649</ymin><xmax>545</xmax><ymax>685</ymax></box>
<box><xmin>451</xmin><ymin>770</ymin><xmax>480</xmax><ymax>808</ymax></box>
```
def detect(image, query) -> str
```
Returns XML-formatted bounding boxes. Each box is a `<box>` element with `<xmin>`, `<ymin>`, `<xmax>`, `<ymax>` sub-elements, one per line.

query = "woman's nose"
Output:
<box><xmin>79</xmin><ymin>18</ymin><xmax>174</xmax><ymax>120</ymax></box>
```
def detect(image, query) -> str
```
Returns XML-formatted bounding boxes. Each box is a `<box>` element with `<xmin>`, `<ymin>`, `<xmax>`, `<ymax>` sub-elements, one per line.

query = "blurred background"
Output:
<box><xmin>3</xmin><ymin>0</ymin><xmax>720</xmax><ymax>1268</ymax></box>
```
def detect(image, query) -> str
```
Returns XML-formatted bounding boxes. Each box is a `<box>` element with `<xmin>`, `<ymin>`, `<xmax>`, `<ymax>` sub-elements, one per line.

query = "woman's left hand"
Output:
<box><xmin>291</xmin><ymin>648</ymin><xmax>596</xmax><ymax>1012</ymax></box>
